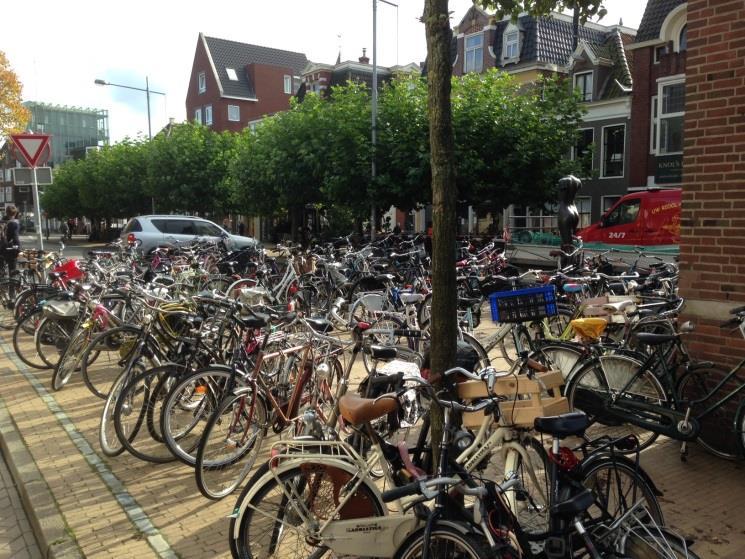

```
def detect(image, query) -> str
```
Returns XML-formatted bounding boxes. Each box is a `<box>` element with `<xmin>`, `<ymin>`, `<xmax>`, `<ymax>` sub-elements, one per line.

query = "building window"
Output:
<box><xmin>226</xmin><ymin>68</ymin><xmax>238</xmax><ymax>81</ymax></box>
<box><xmin>602</xmin><ymin>195</ymin><xmax>621</xmax><ymax>214</ymax></box>
<box><xmin>228</xmin><ymin>105</ymin><xmax>240</xmax><ymax>122</ymax></box>
<box><xmin>198</xmin><ymin>72</ymin><xmax>206</xmax><ymax>94</ymax></box>
<box><xmin>284</xmin><ymin>75</ymin><xmax>292</xmax><ymax>94</ymax></box>
<box><xmin>194</xmin><ymin>108</ymin><xmax>202</xmax><ymax>124</ymax></box>
<box><xmin>205</xmin><ymin>105</ymin><xmax>213</xmax><ymax>126</ymax></box>
<box><xmin>679</xmin><ymin>24</ymin><xmax>687</xmax><ymax>52</ymax></box>
<box><xmin>601</xmin><ymin>124</ymin><xmax>625</xmax><ymax>178</ymax></box>
<box><xmin>464</xmin><ymin>33</ymin><xmax>483</xmax><ymax>73</ymax></box>
<box><xmin>573</xmin><ymin>128</ymin><xmax>594</xmax><ymax>174</ymax></box>
<box><xmin>576</xmin><ymin>197</ymin><xmax>592</xmax><ymax>228</ymax></box>
<box><xmin>654</xmin><ymin>45</ymin><xmax>667</xmax><ymax>64</ymax></box>
<box><xmin>248</xmin><ymin>119</ymin><xmax>262</xmax><ymax>133</ymax></box>
<box><xmin>658</xmin><ymin>81</ymin><xmax>685</xmax><ymax>154</ymax></box>
<box><xmin>503</xmin><ymin>28</ymin><xmax>520</xmax><ymax>61</ymax></box>
<box><xmin>650</xmin><ymin>95</ymin><xmax>658</xmax><ymax>154</ymax></box>
<box><xmin>574</xmin><ymin>71</ymin><xmax>593</xmax><ymax>102</ymax></box>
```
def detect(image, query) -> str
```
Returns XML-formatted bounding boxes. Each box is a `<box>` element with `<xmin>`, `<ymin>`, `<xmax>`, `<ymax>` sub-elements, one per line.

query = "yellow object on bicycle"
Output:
<box><xmin>570</xmin><ymin>318</ymin><xmax>608</xmax><ymax>341</ymax></box>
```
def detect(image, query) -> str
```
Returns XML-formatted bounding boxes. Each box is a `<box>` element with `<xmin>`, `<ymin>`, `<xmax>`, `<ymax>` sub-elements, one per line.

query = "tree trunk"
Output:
<box><xmin>424</xmin><ymin>0</ymin><xmax>457</xmax><ymax>470</ymax></box>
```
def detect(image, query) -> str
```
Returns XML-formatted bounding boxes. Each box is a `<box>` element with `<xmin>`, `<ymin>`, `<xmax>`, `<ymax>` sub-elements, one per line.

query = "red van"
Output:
<box><xmin>579</xmin><ymin>188</ymin><xmax>681</xmax><ymax>246</ymax></box>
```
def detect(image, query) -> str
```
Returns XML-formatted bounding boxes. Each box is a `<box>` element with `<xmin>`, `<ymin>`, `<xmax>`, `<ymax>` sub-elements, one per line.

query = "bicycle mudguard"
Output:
<box><xmin>578</xmin><ymin>452</ymin><xmax>663</xmax><ymax>498</ymax></box>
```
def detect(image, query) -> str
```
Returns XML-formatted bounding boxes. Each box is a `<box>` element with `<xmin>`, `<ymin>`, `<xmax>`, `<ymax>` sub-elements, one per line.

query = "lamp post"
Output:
<box><xmin>370</xmin><ymin>0</ymin><xmax>398</xmax><ymax>241</ymax></box>
<box><xmin>94</xmin><ymin>77</ymin><xmax>165</xmax><ymax>213</ymax></box>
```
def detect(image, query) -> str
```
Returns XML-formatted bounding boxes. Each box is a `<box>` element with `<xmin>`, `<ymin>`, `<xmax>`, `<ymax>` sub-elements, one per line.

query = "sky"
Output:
<box><xmin>2</xmin><ymin>0</ymin><xmax>647</xmax><ymax>143</ymax></box>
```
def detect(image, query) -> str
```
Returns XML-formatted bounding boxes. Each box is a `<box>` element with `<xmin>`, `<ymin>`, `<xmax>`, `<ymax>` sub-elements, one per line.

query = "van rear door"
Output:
<box><xmin>598</xmin><ymin>197</ymin><xmax>643</xmax><ymax>245</ymax></box>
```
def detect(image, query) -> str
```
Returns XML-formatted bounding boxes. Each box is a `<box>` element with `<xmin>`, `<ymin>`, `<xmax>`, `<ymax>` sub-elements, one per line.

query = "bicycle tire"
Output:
<box><xmin>51</xmin><ymin>327</ymin><xmax>90</xmax><ymax>391</ymax></box>
<box><xmin>735</xmin><ymin>399</ymin><xmax>745</xmax><ymax>460</ymax></box>
<box><xmin>160</xmin><ymin>366</ymin><xmax>232</xmax><ymax>466</ymax></box>
<box><xmin>0</xmin><ymin>279</ymin><xmax>22</xmax><ymax>330</ymax></box>
<box><xmin>35</xmin><ymin>317</ymin><xmax>74</xmax><ymax>369</ymax></box>
<box><xmin>529</xmin><ymin>342</ymin><xmax>583</xmax><ymax>382</ymax></box>
<box><xmin>565</xmin><ymin>355</ymin><xmax>664</xmax><ymax>452</ymax></box>
<box><xmin>80</xmin><ymin>325</ymin><xmax>145</xmax><ymax>399</ymax></box>
<box><xmin>360</xmin><ymin>313</ymin><xmax>407</xmax><ymax>375</ymax></box>
<box><xmin>12</xmin><ymin>309</ymin><xmax>46</xmax><ymax>369</ymax></box>
<box><xmin>114</xmin><ymin>365</ymin><xmax>179</xmax><ymax>463</ymax></box>
<box><xmin>580</xmin><ymin>457</ymin><xmax>664</xmax><ymax>529</ymax></box>
<box><xmin>393</xmin><ymin>524</ymin><xmax>500</xmax><ymax>559</ymax></box>
<box><xmin>195</xmin><ymin>390</ymin><xmax>267</xmax><ymax>500</ymax></box>
<box><xmin>677</xmin><ymin>366</ymin><xmax>739</xmax><ymax>460</ymax></box>
<box><xmin>233</xmin><ymin>464</ymin><xmax>385</xmax><ymax>559</ymax></box>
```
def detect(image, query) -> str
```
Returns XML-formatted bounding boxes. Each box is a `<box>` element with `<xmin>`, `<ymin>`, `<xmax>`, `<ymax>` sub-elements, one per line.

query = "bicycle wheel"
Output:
<box><xmin>483</xmin><ymin>436</ymin><xmax>550</xmax><ymax>537</ymax></box>
<box><xmin>81</xmin><ymin>325</ymin><xmax>144</xmax><ymax>399</ymax></box>
<box><xmin>51</xmin><ymin>327</ymin><xmax>90</xmax><ymax>391</ymax></box>
<box><xmin>735</xmin><ymin>399</ymin><xmax>745</xmax><ymax>460</ymax></box>
<box><xmin>677</xmin><ymin>366</ymin><xmax>739</xmax><ymax>460</ymax></box>
<box><xmin>460</xmin><ymin>332</ymin><xmax>490</xmax><ymax>370</ymax></box>
<box><xmin>497</xmin><ymin>325</ymin><xmax>533</xmax><ymax>366</ymax></box>
<box><xmin>99</xmin><ymin>356</ymin><xmax>151</xmax><ymax>457</ymax></box>
<box><xmin>195</xmin><ymin>389</ymin><xmax>267</xmax><ymax>500</ymax></box>
<box><xmin>234</xmin><ymin>464</ymin><xmax>384</xmax><ymax>559</ymax></box>
<box><xmin>565</xmin><ymin>355</ymin><xmax>665</xmax><ymax>452</ymax></box>
<box><xmin>360</xmin><ymin>313</ymin><xmax>406</xmax><ymax>374</ymax></box>
<box><xmin>35</xmin><ymin>317</ymin><xmax>75</xmax><ymax>369</ymax></box>
<box><xmin>114</xmin><ymin>365</ymin><xmax>179</xmax><ymax>463</ymax></box>
<box><xmin>529</xmin><ymin>343</ymin><xmax>583</xmax><ymax>382</ymax></box>
<box><xmin>160</xmin><ymin>366</ymin><xmax>231</xmax><ymax>466</ymax></box>
<box><xmin>394</xmin><ymin>524</ymin><xmax>498</xmax><ymax>559</ymax></box>
<box><xmin>0</xmin><ymin>279</ymin><xmax>22</xmax><ymax>330</ymax></box>
<box><xmin>581</xmin><ymin>458</ymin><xmax>663</xmax><ymax>529</ymax></box>
<box><xmin>12</xmin><ymin>309</ymin><xmax>46</xmax><ymax>369</ymax></box>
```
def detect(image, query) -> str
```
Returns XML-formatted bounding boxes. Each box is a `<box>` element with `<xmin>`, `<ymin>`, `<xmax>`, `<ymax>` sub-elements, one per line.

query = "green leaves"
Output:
<box><xmin>478</xmin><ymin>1</ymin><xmax>607</xmax><ymax>25</ymax></box>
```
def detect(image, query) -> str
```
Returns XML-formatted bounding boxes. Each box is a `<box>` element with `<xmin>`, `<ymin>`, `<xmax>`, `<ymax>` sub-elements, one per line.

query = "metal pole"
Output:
<box><xmin>370</xmin><ymin>0</ymin><xmax>378</xmax><ymax>241</ymax></box>
<box><xmin>31</xmin><ymin>166</ymin><xmax>44</xmax><ymax>251</ymax></box>
<box><xmin>146</xmin><ymin>76</ymin><xmax>155</xmax><ymax>214</ymax></box>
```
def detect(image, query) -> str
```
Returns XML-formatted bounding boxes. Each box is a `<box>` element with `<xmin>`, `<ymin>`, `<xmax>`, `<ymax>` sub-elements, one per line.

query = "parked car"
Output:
<box><xmin>579</xmin><ymin>188</ymin><xmax>681</xmax><ymax>246</ymax></box>
<box><xmin>120</xmin><ymin>215</ymin><xmax>259</xmax><ymax>254</ymax></box>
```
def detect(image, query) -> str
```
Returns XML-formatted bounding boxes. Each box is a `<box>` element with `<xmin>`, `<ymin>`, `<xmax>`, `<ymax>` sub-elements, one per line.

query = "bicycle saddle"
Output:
<box><xmin>338</xmin><ymin>393</ymin><xmax>398</xmax><ymax>425</ymax></box>
<box><xmin>400</xmin><ymin>292</ymin><xmax>425</xmax><ymax>305</ymax></box>
<box><xmin>306</xmin><ymin>317</ymin><xmax>334</xmax><ymax>333</ymax></box>
<box><xmin>602</xmin><ymin>300</ymin><xmax>635</xmax><ymax>313</ymax></box>
<box><xmin>534</xmin><ymin>412</ymin><xmax>589</xmax><ymax>438</ymax></box>
<box><xmin>369</xmin><ymin>345</ymin><xmax>398</xmax><ymax>360</ymax></box>
<box><xmin>634</xmin><ymin>332</ymin><xmax>678</xmax><ymax>346</ymax></box>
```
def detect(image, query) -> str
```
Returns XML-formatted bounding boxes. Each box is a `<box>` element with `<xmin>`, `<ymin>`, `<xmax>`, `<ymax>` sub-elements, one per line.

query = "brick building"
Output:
<box><xmin>677</xmin><ymin>0</ymin><xmax>745</xmax><ymax>366</ymax></box>
<box><xmin>185</xmin><ymin>33</ymin><xmax>308</xmax><ymax>132</ymax></box>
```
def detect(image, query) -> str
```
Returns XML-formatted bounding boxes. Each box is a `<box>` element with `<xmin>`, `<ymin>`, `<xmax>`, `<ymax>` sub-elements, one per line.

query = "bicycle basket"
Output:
<box><xmin>42</xmin><ymin>301</ymin><xmax>80</xmax><ymax>319</ymax></box>
<box><xmin>489</xmin><ymin>285</ymin><xmax>557</xmax><ymax>323</ymax></box>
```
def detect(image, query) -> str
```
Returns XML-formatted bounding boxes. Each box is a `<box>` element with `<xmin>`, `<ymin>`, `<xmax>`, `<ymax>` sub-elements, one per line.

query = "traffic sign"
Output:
<box><xmin>12</xmin><ymin>167</ymin><xmax>53</xmax><ymax>185</ymax></box>
<box><xmin>10</xmin><ymin>134</ymin><xmax>51</xmax><ymax>167</ymax></box>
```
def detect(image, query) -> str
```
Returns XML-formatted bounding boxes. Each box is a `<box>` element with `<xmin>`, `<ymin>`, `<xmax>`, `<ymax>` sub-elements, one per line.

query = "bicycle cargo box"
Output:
<box><xmin>489</xmin><ymin>285</ymin><xmax>557</xmax><ymax>323</ymax></box>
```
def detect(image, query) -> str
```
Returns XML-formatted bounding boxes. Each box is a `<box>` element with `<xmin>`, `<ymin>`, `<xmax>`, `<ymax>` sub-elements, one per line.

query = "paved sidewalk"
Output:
<box><xmin>0</xmin><ymin>451</ymin><xmax>42</xmax><ymax>559</ymax></box>
<box><xmin>1</xmin><ymin>326</ymin><xmax>744</xmax><ymax>558</ymax></box>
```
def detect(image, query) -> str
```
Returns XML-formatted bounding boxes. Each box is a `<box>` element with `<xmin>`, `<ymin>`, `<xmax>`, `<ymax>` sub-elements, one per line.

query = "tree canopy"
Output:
<box><xmin>0</xmin><ymin>51</ymin><xmax>30</xmax><ymax>136</ymax></box>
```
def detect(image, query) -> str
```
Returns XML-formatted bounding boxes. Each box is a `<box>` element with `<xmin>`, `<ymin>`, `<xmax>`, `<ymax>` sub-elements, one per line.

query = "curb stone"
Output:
<box><xmin>0</xmin><ymin>397</ymin><xmax>84</xmax><ymax>559</ymax></box>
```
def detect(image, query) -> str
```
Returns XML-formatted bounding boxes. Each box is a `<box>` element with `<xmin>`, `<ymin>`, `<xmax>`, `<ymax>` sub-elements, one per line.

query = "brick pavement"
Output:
<box><xmin>1</xmin><ymin>326</ymin><xmax>744</xmax><ymax>558</ymax></box>
<box><xmin>0</xmin><ymin>450</ymin><xmax>42</xmax><ymax>559</ymax></box>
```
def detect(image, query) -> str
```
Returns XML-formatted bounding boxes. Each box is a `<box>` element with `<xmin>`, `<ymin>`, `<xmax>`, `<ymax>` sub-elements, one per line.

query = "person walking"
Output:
<box><xmin>238</xmin><ymin>221</ymin><xmax>246</xmax><ymax>237</ymax></box>
<box><xmin>0</xmin><ymin>206</ymin><xmax>21</xmax><ymax>303</ymax></box>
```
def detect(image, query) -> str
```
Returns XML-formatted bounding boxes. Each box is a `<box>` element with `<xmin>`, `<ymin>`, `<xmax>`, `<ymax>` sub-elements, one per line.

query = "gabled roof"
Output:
<box><xmin>202</xmin><ymin>34</ymin><xmax>308</xmax><ymax>99</ymax></box>
<box><xmin>636</xmin><ymin>0</ymin><xmax>686</xmax><ymax>42</ymax></box>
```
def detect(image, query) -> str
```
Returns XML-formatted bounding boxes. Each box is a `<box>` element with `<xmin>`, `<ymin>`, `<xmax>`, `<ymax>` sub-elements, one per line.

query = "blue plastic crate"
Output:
<box><xmin>489</xmin><ymin>284</ymin><xmax>557</xmax><ymax>323</ymax></box>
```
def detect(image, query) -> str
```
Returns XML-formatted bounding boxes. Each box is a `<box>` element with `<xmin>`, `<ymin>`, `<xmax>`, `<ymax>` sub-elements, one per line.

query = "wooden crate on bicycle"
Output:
<box><xmin>457</xmin><ymin>370</ymin><xmax>569</xmax><ymax>428</ymax></box>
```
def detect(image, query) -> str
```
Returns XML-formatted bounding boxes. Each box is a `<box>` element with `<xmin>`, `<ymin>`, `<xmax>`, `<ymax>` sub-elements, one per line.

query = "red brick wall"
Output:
<box><xmin>679</xmin><ymin>0</ymin><xmax>745</xmax><ymax>365</ymax></box>
<box><xmin>185</xmin><ymin>37</ymin><xmax>295</xmax><ymax>133</ymax></box>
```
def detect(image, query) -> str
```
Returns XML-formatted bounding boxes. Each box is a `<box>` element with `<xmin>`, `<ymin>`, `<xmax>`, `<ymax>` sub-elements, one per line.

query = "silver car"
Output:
<box><xmin>120</xmin><ymin>215</ymin><xmax>259</xmax><ymax>254</ymax></box>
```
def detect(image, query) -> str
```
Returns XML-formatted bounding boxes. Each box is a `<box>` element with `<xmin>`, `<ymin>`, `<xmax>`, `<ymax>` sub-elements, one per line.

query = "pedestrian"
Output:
<box><xmin>222</xmin><ymin>217</ymin><xmax>231</xmax><ymax>233</ymax></box>
<box><xmin>0</xmin><ymin>206</ymin><xmax>21</xmax><ymax>300</ymax></box>
<box><xmin>238</xmin><ymin>221</ymin><xmax>246</xmax><ymax>237</ymax></box>
<box><xmin>67</xmin><ymin>218</ymin><xmax>74</xmax><ymax>239</ymax></box>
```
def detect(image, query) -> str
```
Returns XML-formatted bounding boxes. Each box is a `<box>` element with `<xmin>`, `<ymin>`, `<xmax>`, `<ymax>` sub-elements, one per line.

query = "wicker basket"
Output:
<box><xmin>458</xmin><ymin>370</ymin><xmax>569</xmax><ymax>429</ymax></box>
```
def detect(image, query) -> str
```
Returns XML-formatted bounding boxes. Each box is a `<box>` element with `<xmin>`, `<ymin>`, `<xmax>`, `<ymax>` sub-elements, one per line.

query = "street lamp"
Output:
<box><xmin>95</xmin><ymin>77</ymin><xmax>165</xmax><ymax>213</ymax></box>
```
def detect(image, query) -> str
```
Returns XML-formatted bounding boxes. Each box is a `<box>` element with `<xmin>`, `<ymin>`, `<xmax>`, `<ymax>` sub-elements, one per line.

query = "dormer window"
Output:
<box><xmin>464</xmin><ymin>33</ymin><xmax>483</xmax><ymax>73</ymax></box>
<box><xmin>226</xmin><ymin>68</ymin><xmax>238</xmax><ymax>81</ymax></box>
<box><xmin>502</xmin><ymin>23</ymin><xmax>521</xmax><ymax>63</ymax></box>
<box><xmin>198</xmin><ymin>72</ymin><xmax>206</xmax><ymax>94</ymax></box>
<box><xmin>574</xmin><ymin>71</ymin><xmax>593</xmax><ymax>102</ymax></box>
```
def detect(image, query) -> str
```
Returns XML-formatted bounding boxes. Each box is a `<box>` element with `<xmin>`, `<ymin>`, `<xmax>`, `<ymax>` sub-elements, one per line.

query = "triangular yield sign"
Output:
<box><xmin>10</xmin><ymin>134</ymin><xmax>51</xmax><ymax>167</ymax></box>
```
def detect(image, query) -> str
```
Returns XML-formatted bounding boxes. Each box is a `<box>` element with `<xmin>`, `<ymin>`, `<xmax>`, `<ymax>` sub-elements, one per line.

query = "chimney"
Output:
<box><xmin>358</xmin><ymin>48</ymin><xmax>370</xmax><ymax>64</ymax></box>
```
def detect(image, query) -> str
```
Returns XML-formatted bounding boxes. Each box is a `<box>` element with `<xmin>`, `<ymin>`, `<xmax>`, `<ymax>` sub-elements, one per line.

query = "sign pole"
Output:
<box><xmin>31</xmin><ymin>166</ymin><xmax>44</xmax><ymax>251</ymax></box>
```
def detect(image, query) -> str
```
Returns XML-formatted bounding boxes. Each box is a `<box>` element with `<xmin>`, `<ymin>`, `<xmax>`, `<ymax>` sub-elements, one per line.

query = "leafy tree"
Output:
<box><xmin>0</xmin><ymin>51</ymin><xmax>30</xmax><ymax>135</ymax></box>
<box><xmin>478</xmin><ymin>0</ymin><xmax>606</xmax><ymax>23</ymax></box>
<box><xmin>146</xmin><ymin>123</ymin><xmax>237</xmax><ymax>215</ymax></box>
